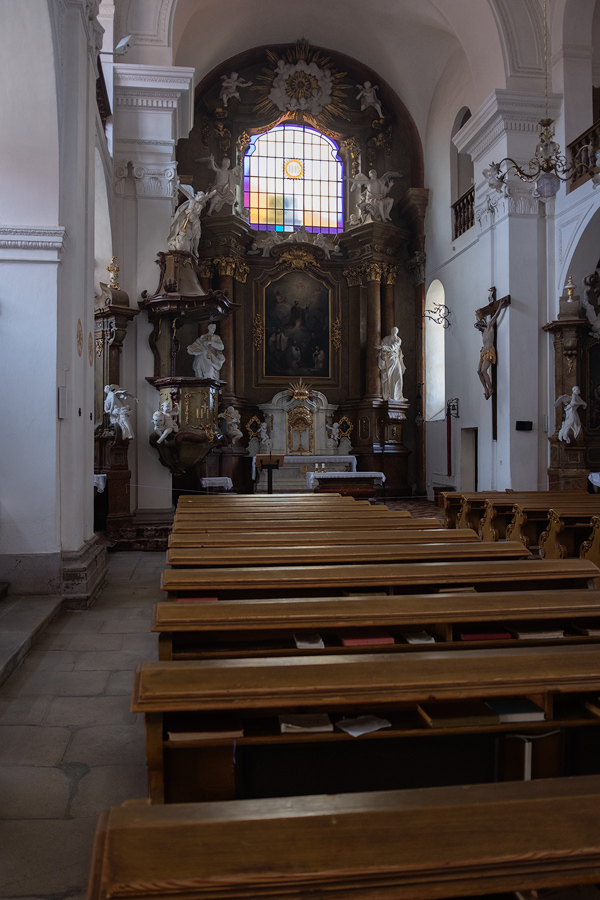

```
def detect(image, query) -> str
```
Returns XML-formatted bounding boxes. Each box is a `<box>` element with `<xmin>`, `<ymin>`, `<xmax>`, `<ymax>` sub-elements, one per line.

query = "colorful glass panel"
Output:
<box><xmin>244</xmin><ymin>125</ymin><xmax>343</xmax><ymax>233</ymax></box>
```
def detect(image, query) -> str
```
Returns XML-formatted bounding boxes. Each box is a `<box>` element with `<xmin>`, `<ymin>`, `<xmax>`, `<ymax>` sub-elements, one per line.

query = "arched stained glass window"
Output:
<box><xmin>243</xmin><ymin>125</ymin><xmax>343</xmax><ymax>233</ymax></box>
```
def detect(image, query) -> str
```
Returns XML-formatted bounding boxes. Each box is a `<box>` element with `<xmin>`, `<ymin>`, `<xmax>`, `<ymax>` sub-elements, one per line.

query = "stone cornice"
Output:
<box><xmin>113</xmin><ymin>64</ymin><xmax>195</xmax><ymax>141</ymax></box>
<box><xmin>0</xmin><ymin>226</ymin><xmax>66</xmax><ymax>261</ymax></box>
<box><xmin>453</xmin><ymin>89</ymin><xmax>562</xmax><ymax>163</ymax></box>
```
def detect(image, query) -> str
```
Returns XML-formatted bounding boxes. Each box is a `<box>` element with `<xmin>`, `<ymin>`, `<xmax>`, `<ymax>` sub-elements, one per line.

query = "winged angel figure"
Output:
<box><xmin>554</xmin><ymin>386</ymin><xmax>587</xmax><ymax>444</ymax></box>
<box><xmin>349</xmin><ymin>168</ymin><xmax>402</xmax><ymax>223</ymax></box>
<box><xmin>167</xmin><ymin>185</ymin><xmax>214</xmax><ymax>259</ymax></box>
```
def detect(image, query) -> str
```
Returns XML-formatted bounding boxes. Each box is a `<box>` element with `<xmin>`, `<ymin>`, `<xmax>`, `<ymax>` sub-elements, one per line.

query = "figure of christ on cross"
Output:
<box><xmin>474</xmin><ymin>289</ymin><xmax>510</xmax><ymax>400</ymax></box>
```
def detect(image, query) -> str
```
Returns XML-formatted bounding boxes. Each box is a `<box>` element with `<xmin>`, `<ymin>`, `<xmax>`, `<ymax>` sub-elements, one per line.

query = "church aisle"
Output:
<box><xmin>0</xmin><ymin>552</ymin><xmax>164</xmax><ymax>900</ymax></box>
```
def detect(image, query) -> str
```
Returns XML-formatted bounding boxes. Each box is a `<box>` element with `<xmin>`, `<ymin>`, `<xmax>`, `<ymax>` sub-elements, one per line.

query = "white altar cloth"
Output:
<box><xmin>201</xmin><ymin>477</ymin><xmax>233</xmax><ymax>491</ymax></box>
<box><xmin>306</xmin><ymin>470</ymin><xmax>385</xmax><ymax>490</ymax></box>
<box><xmin>254</xmin><ymin>455</ymin><xmax>356</xmax><ymax>492</ymax></box>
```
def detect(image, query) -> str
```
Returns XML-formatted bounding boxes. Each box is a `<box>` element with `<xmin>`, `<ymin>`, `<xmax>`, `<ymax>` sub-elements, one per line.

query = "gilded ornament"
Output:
<box><xmin>364</xmin><ymin>262</ymin><xmax>384</xmax><ymax>282</ymax></box>
<box><xmin>277</xmin><ymin>246</ymin><xmax>315</xmax><ymax>270</ymax></box>
<box><xmin>332</xmin><ymin>317</ymin><xmax>342</xmax><ymax>351</ymax></box>
<box><xmin>235</xmin><ymin>260</ymin><xmax>249</xmax><ymax>283</ymax></box>
<box><xmin>287</xmin><ymin>378</ymin><xmax>313</xmax><ymax>401</ymax></box>
<box><xmin>198</xmin><ymin>259</ymin><xmax>214</xmax><ymax>280</ymax></box>
<box><xmin>76</xmin><ymin>319</ymin><xmax>83</xmax><ymax>357</ymax></box>
<box><xmin>341</xmin><ymin>137</ymin><xmax>360</xmax><ymax>178</ymax></box>
<box><xmin>88</xmin><ymin>332</ymin><xmax>94</xmax><ymax>366</ymax></box>
<box><xmin>236</xmin><ymin>131</ymin><xmax>251</xmax><ymax>165</ymax></box>
<box><xmin>343</xmin><ymin>267</ymin><xmax>363</xmax><ymax>288</ymax></box>
<box><xmin>213</xmin><ymin>256</ymin><xmax>236</xmax><ymax>278</ymax></box>
<box><xmin>214</xmin><ymin>122</ymin><xmax>231</xmax><ymax>153</ymax></box>
<box><xmin>245</xmin><ymin>414</ymin><xmax>262</xmax><ymax>440</ymax></box>
<box><xmin>252</xmin><ymin>314</ymin><xmax>264</xmax><ymax>351</ymax></box>
<box><xmin>385</xmin><ymin>264</ymin><xmax>400</xmax><ymax>285</ymax></box>
<box><xmin>106</xmin><ymin>256</ymin><xmax>121</xmax><ymax>290</ymax></box>
<box><xmin>95</xmin><ymin>337</ymin><xmax>104</xmax><ymax>357</ymax></box>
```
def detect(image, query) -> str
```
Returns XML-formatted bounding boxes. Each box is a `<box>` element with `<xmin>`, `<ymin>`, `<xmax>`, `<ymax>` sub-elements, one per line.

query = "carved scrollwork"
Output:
<box><xmin>252</xmin><ymin>314</ymin><xmax>264</xmax><ymax>351</ymax></box>
<box><xmin>332</xmin><ymin>317</ymin><xmax>342</xmax><ymax>351</ymax></box>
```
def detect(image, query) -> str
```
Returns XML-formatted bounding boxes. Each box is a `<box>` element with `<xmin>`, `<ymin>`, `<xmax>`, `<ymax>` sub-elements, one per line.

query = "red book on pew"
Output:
<box><xmin>458</xmin><ymin>624</ymin><xmax>511</xmax><ymax>641</ymax></box>
<box><xmin>337</xmin><ymin>628</ymin><xmax>395</xmax><ymax>646</ymax></box>
<box><xmin>176</xmin><ymin>596</ymin><xmax>219</xmax><ymax>603</ymax></box>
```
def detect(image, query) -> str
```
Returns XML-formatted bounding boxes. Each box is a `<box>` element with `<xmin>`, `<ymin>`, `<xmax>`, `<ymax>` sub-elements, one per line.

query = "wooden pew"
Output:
<box><xmin>441</xmin><ymin>490</ymin><xmax>514</xmax><ymax>529</ymax></box>
<box><xmin>89</xmin><ymin>776</ymin><xmax>600</xmax><ymax>900</ymax></box>
<box><xmin>581</xmin><ymin>516</ymin><xmax>600</xmax><ymax>568</ymax></box>
<box><xmin>507</xmin><ymin>499</ymin><xmax>600</xmax><ymax>550</ymax></box>
<box><xmin>174</xmin><ymin>507</ymin><xmax>409</xmax><ymax>523</ymax></box>
<box><xmin>165</xmin><ymin>541</ymin><xmax>532</xmax><ymax>568</ymax></box>
<box><xmin>457</xmin><ymin>492</ymin><xmax>587</xmax><ymax>534</ymax></box>
<box><xmin>160</xmin><ymin>557</ymin><xmax>600</xmax><ymax>600</ymax></box>
<box><xmin>172</xmin><ymin>516</ymin><xmax>440</xmax><ymax>534</ymax></box>
<box><xmin>539</xmin><ymin>507</ymin><xmax>600</xmax><ymax>560</ymax></box>
<box><xmin>168</xmin><ymin>528</ymin><xmax>480</xmax><ymax>548</ymax></box>
<box><xmin>132</xmin><ymin>644</ymin><xmax>600</xmax><ymax>802</ymax></box>
<box><xmin>152</xmin><ymin>588</ymin><xmax>600</xmax><ymax>660</ymax></box>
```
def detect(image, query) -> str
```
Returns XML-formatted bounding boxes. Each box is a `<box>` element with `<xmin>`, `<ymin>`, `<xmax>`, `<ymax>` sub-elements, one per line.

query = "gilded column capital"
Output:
<box><xmin>197</xmin><ymin>259</ymin><xmax>214</xmax><ymax>280</ymax></box>
<box><xmin>343</xmin><ymin>267</ymin><xmax>363</xmax><ymax>288</ymax></box>
<box><xmin>213</xmin><ymin>256</ymin><xmax>237</xmax><ymax>278</ymax></box>
<box><xmin>363</xmin><ymin>262</ymin><xmax>385</xmax><ymax>283</ymax></box>
<box><xmin>384</xmin><ymin>264</ymin><xmax>400</xmax><ymax>285</ymax></box>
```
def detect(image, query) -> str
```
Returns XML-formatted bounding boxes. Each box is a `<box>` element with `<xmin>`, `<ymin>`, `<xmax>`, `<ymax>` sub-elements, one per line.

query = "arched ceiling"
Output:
<box><xmin>113</xmin><ymin>0</ymin><xmax>514</xmax><ymax>139</ymax></box>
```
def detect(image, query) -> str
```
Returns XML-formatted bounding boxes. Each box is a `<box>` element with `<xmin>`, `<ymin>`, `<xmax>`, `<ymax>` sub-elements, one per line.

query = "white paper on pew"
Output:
<box><xmin>335</xmin><ymin>715</ymin><xmax>392</xmax><ymax>737</ymax></box>
<box><xmin>294</xmin><ymin>633</ymin><xmax>325</xmax><ymax>649</ymax></box>
<box><xmin>279</xmin><ymin>714</ymin><xmax>333</xmax><ymax>733</ymax></box>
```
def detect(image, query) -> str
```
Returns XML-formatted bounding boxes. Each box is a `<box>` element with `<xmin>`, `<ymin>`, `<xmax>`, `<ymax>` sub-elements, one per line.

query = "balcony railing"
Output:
<box><xmin>451</xmin><ymin>185</ymin><xmax>474</xmax><ymax>239</ymax></box>
<box><xmin>567</xmin><ymin>119</ymin><xmax>599</xmax><ymax>192</ymax></box>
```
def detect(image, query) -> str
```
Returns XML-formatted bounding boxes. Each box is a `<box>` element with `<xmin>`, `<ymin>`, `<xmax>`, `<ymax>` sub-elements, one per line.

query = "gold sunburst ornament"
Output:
<box><xmin>288</xmin><ymin>378</ymin><xmax>313</xmax><ymax>401</ymax></box>
<box><xmin>252</xmin><ymin>41</ymin><xmax>350</xmax><ymax>129</ymax></box>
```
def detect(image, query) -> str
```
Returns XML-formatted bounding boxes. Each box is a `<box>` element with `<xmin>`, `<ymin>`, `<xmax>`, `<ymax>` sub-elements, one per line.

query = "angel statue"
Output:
<box><xmin>104</xmin><ymin>384</ymin><xmax>135</xmax><ymax>441</ymax></box>
<box><xmin>356</xmin><ymin>81</ymin><xmax>383</xmax><ymax>119</ymax></box>
<box><xmin>219</xmin><ymin>71</ymin><xmax>253</xmax><ymax>108</ymax></box>
<box><xmin>167</xmin><ymin>186</ymin><xmax>214</xmax><ymax>259</ymax></box>
<box><xmin>196</xmin><ymin>155</ymin><xmax>243</xmax><ymax>216</ymax></box>
<box><xmin>555</xmin><ymin>386</ymin><xmax>587</xmax><ymax>444</ymax></box>
<box><xmin>349</xmin><ymin>168</ymin><xmax>402</xmax><ymax>223</ymax></box>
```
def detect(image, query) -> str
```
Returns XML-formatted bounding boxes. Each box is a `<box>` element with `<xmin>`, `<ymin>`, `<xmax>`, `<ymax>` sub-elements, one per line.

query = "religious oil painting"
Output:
<box><xmin>262</xmin><ymin>272</ymin><xmax>331</xmax><ymax>379</ymax></box>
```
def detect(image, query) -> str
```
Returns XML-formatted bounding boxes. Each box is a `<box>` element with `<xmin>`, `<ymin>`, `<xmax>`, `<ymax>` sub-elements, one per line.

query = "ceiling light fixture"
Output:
<box><xmin>483</xmin><ymin>1</ymin><xmax>599</xmax><ymax>200</ymax></box>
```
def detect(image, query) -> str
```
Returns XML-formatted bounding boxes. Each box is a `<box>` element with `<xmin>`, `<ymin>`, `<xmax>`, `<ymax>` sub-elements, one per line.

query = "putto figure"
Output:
<box><xmin>219</xmin><ymin>71</ymin><xmax>253</xmax><ymax>108</ymax></box>
<box><xmin>356</xmin><ymin>81</ymin><xmax>383</xmax><ymax>119</ymax></box>
<box><xmin>104</xmin><ymin>384</ymin><xmax>135</xmax><ymax>440</ymax></box>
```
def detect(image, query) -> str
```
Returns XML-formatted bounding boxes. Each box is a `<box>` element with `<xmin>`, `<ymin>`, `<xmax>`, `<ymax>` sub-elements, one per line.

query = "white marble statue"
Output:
<box><xmin>199</xmin><ymin>156</ymin><xmax>243</xmax><ymax>216</ymax></box>
<box><xmin>260</xmin><ymin>231</ymin><xmax>284</xmax><ymax>256</ymax></box>
<box><xmin>282</xmin><ymin>224</ymin><xmax>311</xmax><ymax>244</ymax></box>
<box><xmin>153</xmin><ymin>401</ymin><xmax>179</xmax><ymax>444</ymax></box>
<box><xmin>581</xmin><ymin>293</ymin><xmax>600</xmax><ymax>339</ymax></box>
<box><xmin>219</xmin><ymin>71</ymin><xmax>252</xmax><ymax>107</ymax></box>
<box><xmin>313</xmin><ymin>233</ymin><xmax>331</xmax><ymax>258</ymax></box>
<box><xmin>555</xmin><ymin>386</ymin><xmax>587</xmax><ymax>444</ymax></box>
<box><xmin>167</xmin><ymin>186</ymin><xmax>213</xmax><ymax>259</ymax></box>
<box><xmin>349</xmin><ymin>168</ymin><xmax>402</xmax><ymax>223</ymax></box>
<box><xmin>219</xmin><ymin>406</ymin><xmax>243</xmax><ymax>444</ymax></box>
<box><xmin>104</xmin><ymin>384</ymin><xmax>135</xmax><ymax>440</ymax></box>
<box><xmin>376</xmin><ymin>327</ymin><xmax>406</xmax><ymax>401</ymax></box>
<box><xmin>326</xmin><ymin>421</ymin><xmax>340</xmax><ymax>448</ymax></box>
<box><xmin>258</xmin><ymin>420</ymin><xmax>272</xmax><ymax>451</ymax></box>
<box><xmin>187</xmin><ymin>324</ymin><xmax>226</xmax><ymax>380</ymax></box>
<box><xmin>356</xmin><ymin>81</ymin><xmax>383</xmax><ymax>119</ymax></box>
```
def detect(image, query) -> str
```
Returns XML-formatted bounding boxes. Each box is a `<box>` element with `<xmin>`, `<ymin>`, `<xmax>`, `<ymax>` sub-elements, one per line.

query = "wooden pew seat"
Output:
<box><xmin>152</xmin><ymin>588</ymin><xmax>600</xmax><ymax>660</ymax></box>
<box><xmin>165</xmin><ymin>541</ymin><xmax>532</xmax><ymax>568</ymax></box>
<box><xmin>161</xmin><ymin>557</ymin><xmax>600</xmax><ymax>600</ymax></box>
<box><xmin>168</xmin><ymin>528</ymin><xmax>478</xmax><ymax>549</ymax></box>
<box><xmin>89</xmin><ymin>776</ymin><xmax>600</xmax><ymax>900</ymax></box>
<box><xmin>172</xmin><ymin>516</ymin><xmax>440</xmax><ymax>533</ymax></box>
<box><xmin>132</xmin><ymin>645</ymin><xmax>600</xmax><ymax>803</ymax></box>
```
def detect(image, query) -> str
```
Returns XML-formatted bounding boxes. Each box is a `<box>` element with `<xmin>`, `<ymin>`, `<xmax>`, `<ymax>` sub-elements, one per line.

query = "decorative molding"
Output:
<box><xmin>0</xmin><ymin>226</ymin><xmax>67</xmax><ymax>262</ymax></box>
<box><xmin>252</xmin><ymin>314</ymin><xmax>264</xmax><ymax>351</ymax></box>
<box><xmin>113</xmin><ymin>64</ymin><xmax>195</xmax><ymax>141</ymax></box>
<box><xmin>115</xmin><ymin>0</ymin><xmax>173</xmax><ymax>47</ymax></box>
<box><xmin>559</xmin><ymin>206</ymin><xmax>594</xmax><ymax>265</ymax></box>
<box><xmin>332</xmin><ymin>317</ymin><xmax>342</xmax><ymax>351</ymax></box>
<box><xmin>131</xmin><ymin>164</ymin><xmax>177</xmax><ymax>198</ymax></box>
<box><xmin>213</xmin><ymin>256</ymin><xmax>237</xmax><ymax>278</ymax></box>
<box><xmin>343</xmin><ymin>267</ymin><xmax>363</xmax><ymax>288</ymax></box>
<box><xmin>363</xmin><ymin>262</ymin><xmax>385</xmax><ymax>282</ymax></box>
<box><xmin>490</xmin><ymin>0</ymin><xmax>544</xmax><ymax>80</ymax></box>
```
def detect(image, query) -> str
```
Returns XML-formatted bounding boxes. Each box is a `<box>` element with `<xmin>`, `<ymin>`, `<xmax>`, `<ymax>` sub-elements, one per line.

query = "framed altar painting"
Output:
<box><xmin>253</xmin><ymin>268</ymin><xmax>341</xmax><ymax>387</ymax></box>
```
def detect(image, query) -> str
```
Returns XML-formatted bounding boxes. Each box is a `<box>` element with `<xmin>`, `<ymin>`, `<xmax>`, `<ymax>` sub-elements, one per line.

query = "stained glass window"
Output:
<box><xmin>243</xmin><ymin>125</ymin><xmax>343</xmax><ymax>234</ymax></box>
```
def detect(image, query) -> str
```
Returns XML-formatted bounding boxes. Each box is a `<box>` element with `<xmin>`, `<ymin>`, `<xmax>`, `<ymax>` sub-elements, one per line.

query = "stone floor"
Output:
<box><xmin>0</xmin><ymin>499</ymin><xmax>443</xmax><ymax>899</ymax></box>
<box><xmin>0</xmin><ymin>551</ymin><xmax>164</xmax><ymax>900</ymax></box>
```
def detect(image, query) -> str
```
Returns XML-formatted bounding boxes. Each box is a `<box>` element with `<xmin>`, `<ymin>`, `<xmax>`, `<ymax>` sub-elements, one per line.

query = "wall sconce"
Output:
<box><xmin>422</xmin><ymin>303</ymin><xmax>450</xmax><ymax>329</ymax></box>
<box><xmin>446</xmin><ymin>398</ymin><xmax>459</xmax><ymax>418</ymax></box>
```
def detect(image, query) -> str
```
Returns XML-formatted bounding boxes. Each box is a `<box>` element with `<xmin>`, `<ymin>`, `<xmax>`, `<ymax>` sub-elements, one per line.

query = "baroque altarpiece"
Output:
<box><xmin>97</xmin><ymin>41</ymin><xmax>429</xmax><ymax>511</ymax></box>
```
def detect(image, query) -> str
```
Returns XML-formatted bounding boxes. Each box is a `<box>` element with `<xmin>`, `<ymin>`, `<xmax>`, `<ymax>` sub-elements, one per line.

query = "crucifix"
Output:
<box><xmin>474</xmin><ymin>287</ymin><xmax>510</xmax><ymax>439</ymax></box>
